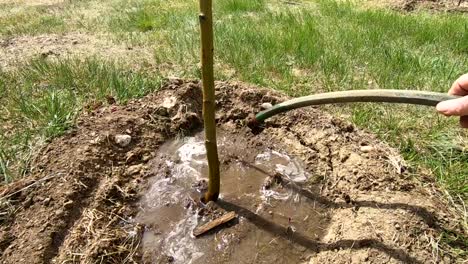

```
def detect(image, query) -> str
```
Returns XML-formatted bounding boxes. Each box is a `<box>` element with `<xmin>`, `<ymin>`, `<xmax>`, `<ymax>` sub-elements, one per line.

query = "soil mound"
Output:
<box><xmin>0</xmin><ymin>79</ymin><xmax>464</xmax><ymax>263</ymax></box>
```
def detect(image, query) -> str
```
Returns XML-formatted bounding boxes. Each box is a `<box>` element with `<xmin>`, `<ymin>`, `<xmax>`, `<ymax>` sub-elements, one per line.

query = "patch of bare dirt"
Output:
<box><xmin>0</xmin><ymin>0</ymin><xmax>63</xmax><ymax>7</ymax></box>
<box><xmin>0</xmin><ymin>33</ymin><xmax>154</xmax><ymax>71</ymax></box>
<box><xmin>363</xmin><ymin>0</ymin><xmax>468</xmax><ymax>12</ymax></box>
<box><xmin>0</xmin><ymin>79</ymin><xmax>465</xmax><ymax>263</ymax></box>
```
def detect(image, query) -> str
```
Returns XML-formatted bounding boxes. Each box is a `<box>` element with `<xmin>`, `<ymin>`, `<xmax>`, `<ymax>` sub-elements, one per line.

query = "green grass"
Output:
<box><xmin>216</xmin><ymin>0</ymin><xmax>266</xmax><ymax>13</ymax></box>
<box><xmin>348</xmin><ymin>103</ymin><xmax>468</xmax><ymax>195</ymax></box>
<box><xmin>99</xmin><ymin>0</ymin><xmax>468</xmax><ymax>198</ymax></box>
<box><xmin>0</xmin><ymin>58</ymin><xmax>162</xmax><ymax>182</ymax></box>
<box><xmin>0</xmin><ymin>6</ymin><xmax>66</xmax><ymax>36</ymax></box>
<box><xmin>0</xmin><ymin>0</ymin><xmax>466</xmax><ymax>199</ymax></box>
<box><xmin>110</xmin><ymin>3</ymin><xmax>170</xmax><ymax>32</ymax></box>
<box><xmin>0</xmin><ymin>0</ymin><xmax>466</xmax><ymax>260</ymax></box>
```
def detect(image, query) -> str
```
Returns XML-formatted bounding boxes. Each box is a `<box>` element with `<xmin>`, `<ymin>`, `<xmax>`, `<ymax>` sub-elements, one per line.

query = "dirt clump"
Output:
<box><xmin>0</xmin><ymin>79</ymin><xmax>465</xmax><ymax>263</ymax></box>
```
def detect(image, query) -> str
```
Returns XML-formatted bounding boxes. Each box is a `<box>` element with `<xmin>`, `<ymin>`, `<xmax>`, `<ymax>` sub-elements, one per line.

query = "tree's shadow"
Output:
<box><xmin>243</xmin><ymin>161</ymin><xmax>439</xmax><ymax>228</ymax></box>
<box><xmin>217</xmin><ymin>161</ymin><xmax>456</xmax><ymax>264</ymax></box>
<box><xmin>217</xmin><ymin>200</ymin><xmax>421</xmax><ymax>264</ymax></box>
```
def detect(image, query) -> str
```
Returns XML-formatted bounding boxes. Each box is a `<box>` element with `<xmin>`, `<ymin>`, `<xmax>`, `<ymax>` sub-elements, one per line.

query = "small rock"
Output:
<box><xmin>339</xmin><ymin>151</ymin><xmax>349</xmax><ymax>162</ymax></box>
<box><xmin>43</xmin><ymin>197</ymin><xmax>51</xmax><ymax>206</ymax></box>
<box><xmin>268</xmin><ymin>211</ymin><xmax>273</xmax><ymax>215</ymax></box>
<box><xmin>115</xmin><ymin>134</ymin><xmax>132</xmax><ymax>147</ymax></box>
<box><xmin>360</xmin><ymin>146</ymin><xmax>374</xmax><ymax>153</ymax></box>
<box><xmin>64</xmin><ymin>200</ymin><xmax>74</xmax><ymax>208</ymax></box>
<box><xmin>55</xmin><ymin>209</ymin><xmax>64</xmax><ymax>216</ymax></box>
<box><xmin>127</xmin><ymin>164</ymin><xmax>144</xmax><ymax>175</ymax></box>
<box><xmin>260</xmin><ymin>102</ymin><xmax>273</xmax><ymax>110</ymax></box>
<box><xmin>394</xmin><ymin>223</ymin><xmax>401</xmax><ymax>230</ymax></box>
<box><xmin>33</xmin><ymin>196</ymin><xmax>44</xmax><ymax>203</ymax></box>
<box><xmin>142</xmin><ymin>154</ymin><xmax>152</xmax><ymax>162</ymax></box>
<box><xmin>162</xmin><ymin>96</ymin><xmax>177</xmax><ymax>109</ymax></box>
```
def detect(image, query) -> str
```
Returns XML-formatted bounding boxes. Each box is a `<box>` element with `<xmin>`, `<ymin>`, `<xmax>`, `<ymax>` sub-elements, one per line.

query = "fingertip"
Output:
<box><xmin>436</xmin><ymin>101</ymin><xmax>451</xmax><ymax>115</ymax></box>
<box><xmin>449</xmin><ymin>74</ymin><xmax>468</xmax><ymax>96</ymax></box>
<box><xmin>437</xmin><ymin>97</ymin><xmax>468</xmax><ymax>116</ymax></box>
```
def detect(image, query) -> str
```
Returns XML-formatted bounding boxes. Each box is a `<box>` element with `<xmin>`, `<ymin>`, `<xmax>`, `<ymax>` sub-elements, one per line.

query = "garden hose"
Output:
<box><xmin>247</xmin><ymin>89</ymin><xmax>460</xmax><ymax>128</ymax></box>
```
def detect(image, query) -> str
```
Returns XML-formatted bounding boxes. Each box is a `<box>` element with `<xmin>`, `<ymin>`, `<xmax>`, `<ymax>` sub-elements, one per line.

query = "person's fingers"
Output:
<box><xmin>448</xmin><ymin>74</ymin><xmax>468</xmax><ymax>96</ymax></box>
<box><xmin>460</xmin><ymin>116</ymin><xmax>468</xmax><ymax>128</ymax></box>
<box><xmin>436</xmin><ymin>96</ymin><xmax>468</xmax><ymax>116</ymax></box>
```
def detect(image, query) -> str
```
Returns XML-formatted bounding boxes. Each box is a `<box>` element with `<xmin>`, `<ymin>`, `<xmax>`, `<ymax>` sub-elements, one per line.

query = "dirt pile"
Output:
<box><xmin>0</xmin><ymin>79</ymin><xmax>465</xmax><ymax>263</ymax></box>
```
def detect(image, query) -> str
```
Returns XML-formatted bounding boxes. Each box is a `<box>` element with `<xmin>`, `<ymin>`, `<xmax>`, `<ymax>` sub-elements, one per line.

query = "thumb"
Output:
<box><xmin>436</xmin><ymin>96</ymin><xmax>468</xmax><ymax>116</ymax></box>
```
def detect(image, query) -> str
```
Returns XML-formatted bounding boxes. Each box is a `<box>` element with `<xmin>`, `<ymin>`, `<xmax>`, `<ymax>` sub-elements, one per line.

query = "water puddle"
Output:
<box><xmin>137</xmin><ymin>132</ymin><xmax>329</xmax><ymax>263</ymax></box>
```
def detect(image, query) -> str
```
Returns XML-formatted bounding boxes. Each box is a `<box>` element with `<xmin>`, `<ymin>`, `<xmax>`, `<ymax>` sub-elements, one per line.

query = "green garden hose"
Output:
<box><xmin>248</xmin><ymin>89</ymin><xmax>459</xmax><ymax>127</ymax></box>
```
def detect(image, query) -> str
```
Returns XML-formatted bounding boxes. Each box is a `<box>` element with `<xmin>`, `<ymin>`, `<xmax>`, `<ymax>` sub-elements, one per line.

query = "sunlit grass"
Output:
<box><xmin>0</xmin><ymin>0</ymin><xmax>466</xmax><ymax>199</ymax></box>
<box><xmin>0</xmin><ymin>58</ymin><xmax>162</xmax><ymax>182</ymax></box>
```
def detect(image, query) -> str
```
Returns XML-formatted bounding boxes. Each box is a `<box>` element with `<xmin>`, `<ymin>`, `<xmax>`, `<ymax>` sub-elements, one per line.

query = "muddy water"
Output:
<box><xmin>137</xmin><ymin>132</ymin><xmax>329</xmax><ymax>264</ymax></box>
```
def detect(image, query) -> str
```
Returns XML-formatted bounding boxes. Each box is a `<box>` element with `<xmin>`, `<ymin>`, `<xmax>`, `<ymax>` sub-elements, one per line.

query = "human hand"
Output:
<box><xmin>436</xmin><ymin>74</ymin><xmax>468</xmax><ymax>128</ymax></box>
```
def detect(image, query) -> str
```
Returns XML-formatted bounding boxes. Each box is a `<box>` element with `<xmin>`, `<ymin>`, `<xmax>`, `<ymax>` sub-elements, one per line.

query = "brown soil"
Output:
<box><xmin>0</xmin><ymin>33</ymin><xmax>154</xmax><ymax>71</ymax></box>
<box><xmin>0</xmin><ymin>79</ymin><xmax>465</xmax><ymax>263</ymax></box>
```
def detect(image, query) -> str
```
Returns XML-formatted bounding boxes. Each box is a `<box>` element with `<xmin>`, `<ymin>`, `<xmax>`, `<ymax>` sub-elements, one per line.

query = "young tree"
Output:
<box><xmin>199</xmin><ymin>0</ymin><xmax>220</xmax><ymax>202</ymax></box>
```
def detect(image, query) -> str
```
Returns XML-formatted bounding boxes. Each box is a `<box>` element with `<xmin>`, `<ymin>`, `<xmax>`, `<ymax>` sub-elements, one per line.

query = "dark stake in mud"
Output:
<box><xmin>199</xmin><ymin>0</ymin><xmax>220</xmax><ymax>203</ymax></box>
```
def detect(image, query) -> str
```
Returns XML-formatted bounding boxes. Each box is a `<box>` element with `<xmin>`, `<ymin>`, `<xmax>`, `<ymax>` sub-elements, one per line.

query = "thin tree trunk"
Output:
<box><xmin>199</xmin><ymin>0</ymin><xmax>220</xmax><ymax>202</ymax></box>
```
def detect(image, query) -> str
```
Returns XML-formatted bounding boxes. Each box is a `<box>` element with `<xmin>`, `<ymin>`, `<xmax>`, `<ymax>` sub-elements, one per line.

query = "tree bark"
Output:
<box><xmin>199</xmin><ymin>0</ymin><xmax>220</xmax><ymax>202</ymax></box>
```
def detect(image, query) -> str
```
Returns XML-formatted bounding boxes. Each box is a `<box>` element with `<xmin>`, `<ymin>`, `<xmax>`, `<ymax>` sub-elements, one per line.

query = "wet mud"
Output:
<box><xmin>137</xmin><ymin>132</ymin><xmax>329</xmax><ymax>264</ymax></box>
<box><xmin>0</xmin><ymin>79</ymin><xmax>465</xmax><ymax>263</ymax></box>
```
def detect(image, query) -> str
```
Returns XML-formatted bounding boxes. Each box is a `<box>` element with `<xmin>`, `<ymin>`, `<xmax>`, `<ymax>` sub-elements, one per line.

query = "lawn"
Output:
<box><xmin>0</xmin><ymin>0</ymin><xmax>467</xmax><ymax>203</ymax></box>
